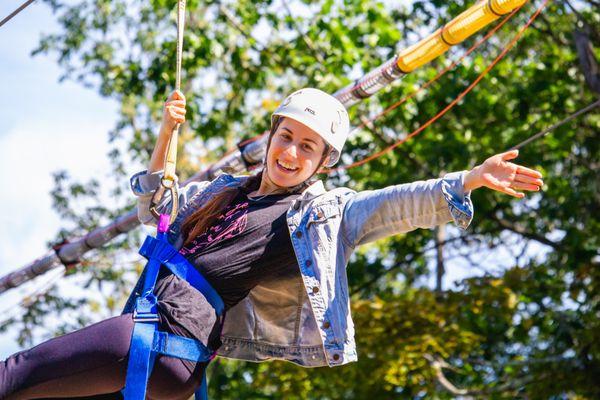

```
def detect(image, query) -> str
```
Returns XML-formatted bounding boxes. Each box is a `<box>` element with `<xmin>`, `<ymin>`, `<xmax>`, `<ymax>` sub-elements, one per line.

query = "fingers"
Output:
<box><xmin>167</xmin><ymin>90</ymin><xmax>186</xmax><ymax>102</ymax></box>
<box><xmin>505</xmin><ymin>188</ymin><xmax>525</xmax><ymax>198</ymax></box>
<box><xmin>516</xmin><ymin>164</ymin><xmax>543</xmax><ymax>179</ymax></box>
<box><xmin>481</xmin><ymin>151</ymin><xmax>544</xmax><ymax>198</ymax></box>
<box><xmin>164</xmin><ymin>92</ymin><xmax>187</xmax><ymax>125</ymax></box>
<box><xmin>165</xmin><ymin>99</ymin><xmax>186</xmax><ymax>108</ymax></box>
<box><xmin>501</xmin><ymin>149</ymin><xmax>519</xmax><ymax>161</ymax></box>
<box><xmin>166</xmin><ymin>106</ymin><xmax>186</xmax><ymax>124</ymax></box>
<box><xmin>485</xmin><ymin>176</ymin><xmax>526</xmax><ymax>198</ymax></box>
<box><xmin>496</xmin><ymin>182</ymin><xmax>525</xmax><ymax>198</ymax></box>
<box><xmin>165</xmin><ymin>104</ymin><xmax>187</xmax><ymax>115</ymax></box>
<box><xmin>514</xmin><ymin>173</ymin><xmax>543</xmax><ymax>187</ymax></box>
<box><xmin>510</xmin><ymin>181</ymin><xmax>540</xmax><ymax>192</ymax></box>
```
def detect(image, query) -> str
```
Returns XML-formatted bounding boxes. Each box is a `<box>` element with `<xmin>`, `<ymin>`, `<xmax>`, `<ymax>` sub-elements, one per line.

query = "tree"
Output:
<box><xmin>2</xmin><ymin>0</ymin><xmax>599</xmax><ymax>398</ymax></box>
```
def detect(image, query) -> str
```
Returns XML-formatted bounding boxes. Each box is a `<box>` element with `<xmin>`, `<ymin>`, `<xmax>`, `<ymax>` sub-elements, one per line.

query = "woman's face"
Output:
<box><xmin>265</xmin><ymin>118</ymin><xmax>328</xmax><ymax>189</ymax></box>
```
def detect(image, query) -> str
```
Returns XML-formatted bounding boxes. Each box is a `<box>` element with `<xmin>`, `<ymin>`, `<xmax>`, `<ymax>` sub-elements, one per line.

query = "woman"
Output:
<box><xmin>0</xmin><ymin>88</ymin><xmax>543</xmax><ymax>399</ymax></box>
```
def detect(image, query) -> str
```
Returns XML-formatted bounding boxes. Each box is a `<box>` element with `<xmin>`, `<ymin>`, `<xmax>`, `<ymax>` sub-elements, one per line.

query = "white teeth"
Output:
<box><xmin>278</xmin><ymin>160</ymin><xmax>298</xmax><ymax>171</ymax></box>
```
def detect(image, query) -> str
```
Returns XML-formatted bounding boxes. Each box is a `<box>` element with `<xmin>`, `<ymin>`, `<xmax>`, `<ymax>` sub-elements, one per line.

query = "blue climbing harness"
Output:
<box><xmin>122</xmin><ymin>215</ymin><xmax>225</xmax><ymax>400</ymax></box>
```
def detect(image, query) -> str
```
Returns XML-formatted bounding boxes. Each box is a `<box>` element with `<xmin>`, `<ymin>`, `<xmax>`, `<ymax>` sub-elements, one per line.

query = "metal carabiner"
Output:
<box><xmin>149</xmin><ymin>176</ymin><xmax>179</xmax><ymax>224</ymax></box>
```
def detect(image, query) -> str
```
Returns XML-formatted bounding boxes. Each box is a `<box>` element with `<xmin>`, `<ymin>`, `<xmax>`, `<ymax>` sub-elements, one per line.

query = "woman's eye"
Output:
<box><xmin>302</xmin><ymin>144</ymin><xmax>314</xmax><ymax>152</ymax></box>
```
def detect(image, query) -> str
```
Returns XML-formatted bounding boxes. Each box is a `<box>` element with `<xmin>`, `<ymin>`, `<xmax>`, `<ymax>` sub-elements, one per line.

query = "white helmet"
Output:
<box><xmin>271</xmin><ymin>88</ymin><xmax>350</xmax><ymax>167</ymax></box>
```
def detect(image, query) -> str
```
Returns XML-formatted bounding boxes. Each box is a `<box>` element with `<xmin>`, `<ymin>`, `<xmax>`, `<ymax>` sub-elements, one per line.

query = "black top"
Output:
<box><xmin>154</xmin><ymin>189</ymin><xmax>301</xmax><ymax>354</ymax></box>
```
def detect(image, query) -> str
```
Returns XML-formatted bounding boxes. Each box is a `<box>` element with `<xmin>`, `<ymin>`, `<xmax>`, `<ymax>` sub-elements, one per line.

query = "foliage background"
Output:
<box><xmin>1</xmin><ymin>0</ymin><xmax>599</xmax><ymax>398</ymax></box>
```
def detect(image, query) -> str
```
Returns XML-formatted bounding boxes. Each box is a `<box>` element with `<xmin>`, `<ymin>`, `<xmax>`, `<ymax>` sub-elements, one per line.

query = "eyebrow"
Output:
<box><xmin>281</xmin><ymin>127</ymin><xmax>319</xmax><ymax>145</ymax></box>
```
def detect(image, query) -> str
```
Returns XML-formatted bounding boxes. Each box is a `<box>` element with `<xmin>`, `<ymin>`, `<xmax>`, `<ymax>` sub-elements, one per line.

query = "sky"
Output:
<box><xmin>0</xmin><ymin>0</ymin><xmax>117</xmax><ymax>357</ymax></box>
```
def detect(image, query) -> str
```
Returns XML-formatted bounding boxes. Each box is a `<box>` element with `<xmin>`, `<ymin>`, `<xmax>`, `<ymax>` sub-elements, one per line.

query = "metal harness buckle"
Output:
<box><xmin>133</xmin><ymin>294</ymin><xmax>160</xmax><ymax>323</ymax></box>
<box><xmin>133</xmin><ymin>310</ymin><xmax>160</xmax><ymax>323</ymax></box>
<box><xmin>149</xmin><ymin>176</ymin><xmax>179</xmax><ymax>224</ymax></box>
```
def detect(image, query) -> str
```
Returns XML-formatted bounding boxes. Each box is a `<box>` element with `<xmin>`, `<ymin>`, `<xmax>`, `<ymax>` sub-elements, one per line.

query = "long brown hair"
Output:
<box><xmin>181</xmin><ymin>117</ymin><xmax>330</xmax><ymax>247</ymax></box>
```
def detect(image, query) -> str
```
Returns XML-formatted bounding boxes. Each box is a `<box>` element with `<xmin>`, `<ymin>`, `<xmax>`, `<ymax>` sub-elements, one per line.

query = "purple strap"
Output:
<box><xmin>157</xmin><ymin>214</ymin><xmax>171</xmax><ymax>234</ymax></box>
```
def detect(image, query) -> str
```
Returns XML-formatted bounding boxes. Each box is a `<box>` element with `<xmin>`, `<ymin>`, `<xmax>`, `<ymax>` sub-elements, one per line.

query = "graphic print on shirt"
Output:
<box><xmin>180</xmin><ymin>200</ymin><xmax>249</xmax><ymax>256</ymax></box>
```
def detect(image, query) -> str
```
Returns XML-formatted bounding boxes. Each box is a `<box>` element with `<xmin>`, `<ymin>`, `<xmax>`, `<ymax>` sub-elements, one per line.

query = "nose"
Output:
<box><xmin>283</xmin><ymin>142</ymin><xmax>298</xmax><ymax>159</ymax></box>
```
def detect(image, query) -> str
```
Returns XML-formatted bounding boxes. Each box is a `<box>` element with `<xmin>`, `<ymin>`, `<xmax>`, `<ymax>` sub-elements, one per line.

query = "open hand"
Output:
<box><xmin>464</xmin><ymin>150</ymin><xmax>543</xmax><ymax>198</ymax></box>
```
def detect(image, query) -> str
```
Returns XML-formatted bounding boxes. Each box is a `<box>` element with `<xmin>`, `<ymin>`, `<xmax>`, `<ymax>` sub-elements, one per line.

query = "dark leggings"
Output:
<box><xmin>0</xmin><ymin>314</ymin><xmax>205</xmax><ymax>400</ymax></box>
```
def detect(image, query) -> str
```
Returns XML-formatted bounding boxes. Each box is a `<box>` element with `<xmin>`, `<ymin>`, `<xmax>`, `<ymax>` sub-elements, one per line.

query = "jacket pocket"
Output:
<box><xmin>306</xmin><ymin>203</ymin><xmax>340</xmax><ymax>257</ymax></box>
<box><xmin>306</xmin><ymin>202</ymin><xmax>340</xmax><ymax>227</ymax></box>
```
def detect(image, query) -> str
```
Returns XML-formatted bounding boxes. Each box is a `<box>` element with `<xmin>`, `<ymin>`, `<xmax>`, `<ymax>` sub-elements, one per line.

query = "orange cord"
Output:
<box><xmin>325</xmin><ymin>0</ymin><xmax>548</xmax><ymax>174</ymax></box>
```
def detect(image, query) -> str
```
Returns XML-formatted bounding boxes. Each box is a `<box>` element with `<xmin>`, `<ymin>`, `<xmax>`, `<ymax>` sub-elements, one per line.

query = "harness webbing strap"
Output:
<box><xmin>138</xmin><ymin>236</ymin><xmax>225</xmax><ymax>315</ymax></box>
<box><xmin>123</xmin><ymin>232</ymin><xmax>223</xmax><ymax>400</ymax></box>
<box><xmin>152</xmin><ymin>331</ymin><xmax>214</xmax><ymax>362</ymax></box>
<box><xmin>123</xmin><ymin>322</ymin><xmax>158</xmax><ymax>400</ymax></box>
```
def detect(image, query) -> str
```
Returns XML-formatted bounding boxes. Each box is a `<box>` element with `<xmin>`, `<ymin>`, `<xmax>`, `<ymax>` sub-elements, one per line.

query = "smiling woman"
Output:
<box><xmin>0</xmin><ymin>87</ymin><xmax>543</xmax><ymax>399</ymax></box>
<box><xmin>259</xmin><ymin>88</ymin><xmax>342</xmax><ymax>194</ymax></box>
<box><xmin>261</xmin><ymin>118</ymin><xmax>329</xmax><ymax>191</ymax></box>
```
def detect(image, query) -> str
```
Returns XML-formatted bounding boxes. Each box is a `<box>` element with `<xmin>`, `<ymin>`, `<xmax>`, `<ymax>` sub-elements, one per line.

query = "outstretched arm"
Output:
<box><xmin>341</xmin><ymin>172</ymin><xmax>473</xmax><ymax>248</ymax></box>
<box><xmin>340</xmin><ymin>150</ymin><xmax>542</xmax><ymax>248</ymax></box>
<box><xmin>463</xmin><ymin>149</ymin><xmax>543</xmax><ymax>197</ymax></box>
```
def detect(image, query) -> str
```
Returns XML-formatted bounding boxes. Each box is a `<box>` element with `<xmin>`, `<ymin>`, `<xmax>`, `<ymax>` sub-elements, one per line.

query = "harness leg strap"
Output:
<box><xmin>195</xmin><ymin>373</ymin><xmax>209</xmax><ymax>400</ymax></box>
<box><xmin>123</xmin><ymin>322</ymin><xmax>158</xmax><ymax>400</ymax></box>
<box><xmin>123</xmin><ymin>234</ymin><xmax>223</xmax><ymax>400</ymax></box>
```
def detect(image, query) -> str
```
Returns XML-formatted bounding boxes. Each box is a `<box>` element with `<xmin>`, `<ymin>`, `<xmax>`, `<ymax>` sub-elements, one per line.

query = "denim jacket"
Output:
<box><xmin>125</xmin><ymin>170</ymin><xmax>473</xmax><ymax>368</ymax></box>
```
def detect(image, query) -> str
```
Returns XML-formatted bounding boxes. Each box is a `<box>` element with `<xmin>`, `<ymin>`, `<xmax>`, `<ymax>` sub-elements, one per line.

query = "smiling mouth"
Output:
<box><xmin>276</xmin><ymin>160</ymin><xmax>299</xmax><ymax>173</ymax></box>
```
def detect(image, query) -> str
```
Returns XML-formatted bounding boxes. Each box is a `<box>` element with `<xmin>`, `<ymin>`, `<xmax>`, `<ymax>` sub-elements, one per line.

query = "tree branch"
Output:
<box><xmin>281</xmin><ymin>0</ymin><xmax>327</xmax><ymax>65</ymax></box>
<box><xmin>355</xmin><ymin>235</ymin><xmax>470</xmax><ymax>295</ymax></box>
<box><xmin>488</xmin><ymin>213</ymin><xmax>561</xmax><ymax>251</ymax></box>
<box><xmin>425</xmin><ymin>354</ymin><xmax>562</xmax><ymax>397</ymax></box>
<box><xmin>573</xmin><ymin>29</ymin><xmax>600</xmax><ymax>95</ymax></box>
<box><xmin>563</xmin><ymin>0</ymin><xmax>600</xmax><ymax>43</ymax></box>
<box><xmin>424</xmin><ymin>354</ymin><xmax>472</xmax><ymax>398</ymax></box>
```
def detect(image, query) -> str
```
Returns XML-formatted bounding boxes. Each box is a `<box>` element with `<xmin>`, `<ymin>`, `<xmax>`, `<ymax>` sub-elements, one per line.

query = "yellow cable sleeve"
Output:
<box><xmin>397</xmin><ymin>28</ymin><xmax>449</xmax><ymax>72</ymax></box>
<box><xmin>491</xmin><ymin>0</ymin><xmax>529</xmax><ymax>14</ymax></box>
<box><xmin>397</xmin><ymin>0</ymin><xmax>528</xmax><ymax>72</ymax></box>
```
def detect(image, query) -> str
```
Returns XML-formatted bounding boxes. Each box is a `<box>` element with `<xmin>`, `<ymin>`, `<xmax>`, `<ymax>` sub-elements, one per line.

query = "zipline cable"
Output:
<box><xmin>351</xmin><ymin>6</ymin><xmax>522</xmax><ymax>134</ymax></box>
<box><xmin>334</xmin><ymin>0</ymin><xmax>530</xmax><ymax>106</ymax></box>
<box><xmin>327</xmin><ymin>0</ymin><xmax>549</xmax><ymax>173</ymax></box>
<box><xmin>0</xmin><ymin>0</ymin><xmax>36</xmax><ymax>28</ymax></box>
<box><xmin>509</xmin><ymin>98</ymin><xmax>600</xmax><ymax>150</ymax></box>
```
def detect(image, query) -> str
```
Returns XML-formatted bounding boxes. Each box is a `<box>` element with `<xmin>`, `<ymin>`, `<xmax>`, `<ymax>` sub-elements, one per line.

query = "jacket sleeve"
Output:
<box><xmin>130</xmin><ymin>170</ymin><xmax>211</xmax><ymax>227</ymax></box>
<box><xmin>341</xmin><ymin>171</ymin><xmax>473</xmax><ymax>247</ymax></box>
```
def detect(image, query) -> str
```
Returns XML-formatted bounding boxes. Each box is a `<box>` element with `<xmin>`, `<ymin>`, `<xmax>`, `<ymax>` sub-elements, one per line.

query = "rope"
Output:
<box><xmin>326</xmin><ymin>0</ymin><xmax>549</xmax><ymax>173</ymax></box>
<box><xmin>163</xmin><ymin>0</ymin><xmax>186</xmax><ymax>183</ymax></box>
<box><xmin>0</xmin><ymin>0</ymin><xmax>35</xmax><ymax>28</ymax></box>
<box><xmin>150</xmin><ymin>0</ymin><xmax>186</xmax><ymax>224</ymax></box>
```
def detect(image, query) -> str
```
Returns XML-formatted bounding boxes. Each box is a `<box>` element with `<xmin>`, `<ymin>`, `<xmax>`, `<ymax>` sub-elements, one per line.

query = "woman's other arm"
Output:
<box><xmin>131</xmin><ymin>91</ymin><xmax>209</xmax><ymax>226</ymax></box>
<box><xmin>148</xmin><ymin>90</ymin><xmax>187</xmax><ymax>173</ymax></box>
<box><xmin>341</xmin><ymin>150</ymin><xmax>542</xmax><ymax>248</ymax></box>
